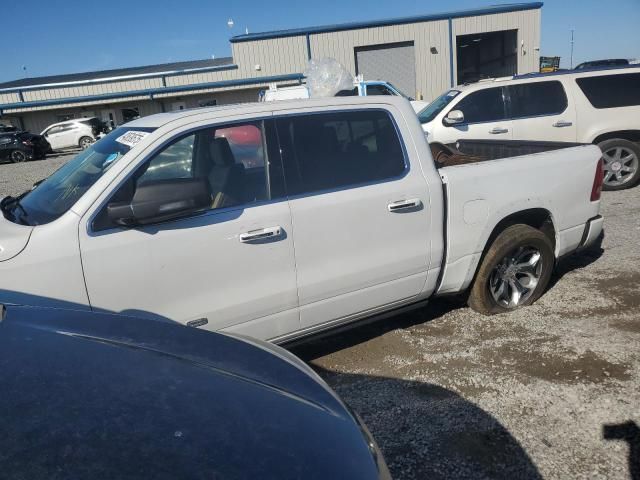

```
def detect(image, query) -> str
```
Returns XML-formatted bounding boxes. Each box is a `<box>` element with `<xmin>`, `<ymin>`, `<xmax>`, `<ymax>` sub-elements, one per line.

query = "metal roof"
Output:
<box><xmin>0</xmin><ymin>73</ymin><xmax>304</xmax><ymax>112</ymax></box>
<box><xmin>230</xmin><ymin>2</ymin><xmax>544</xmax><ymax>43</ymax></box>
<box><xmin>0</xmin><ymin>57</ymin><xmax>234</xmax><ymax>90</ymax></box>
<box><xmin>512</xmin><ymin>63</ymin><xmax>640</xmax><ymax>79</ymax></box>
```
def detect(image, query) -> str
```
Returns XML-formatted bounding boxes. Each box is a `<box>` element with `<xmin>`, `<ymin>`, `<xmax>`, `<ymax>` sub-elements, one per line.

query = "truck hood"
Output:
<box><xmin>0</xmin><ymin>214</ymin><xmax>33</xmax><ymax>262</ymax></box>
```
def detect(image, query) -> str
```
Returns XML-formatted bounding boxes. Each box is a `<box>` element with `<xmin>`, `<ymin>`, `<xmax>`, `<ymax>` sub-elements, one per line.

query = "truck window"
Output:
<box><xmin>276</xmin><ymin>110</ymin><xmax>406</xmax><ymax>195</ymax></box>
<box><xmin>93</xmin><ymin>121</ymin><xmax>281</xmax><ymax>230</ymax></box>
<box><xmin>139</xmin><ymin>123</ymin><xmax>270</xmax><ymax>209</ymax></box>
<box><xmin>366</xmin><ymin>84</ymin><xmax>393</xmax><ymax>96</ymax></box>
<box><xmin>450</xmin><ymin>87</ymin><xmax>507</xmax><ymax>124</ymax></box>
<box><xmin>575</xmin><ymin>72</ymin><xmax>640</xmax><ymax>109</ymax></box>
<box><xmin>508</xmin><ymin>81</ymin><xmax>568</xmax><ymax>118</ymax></box>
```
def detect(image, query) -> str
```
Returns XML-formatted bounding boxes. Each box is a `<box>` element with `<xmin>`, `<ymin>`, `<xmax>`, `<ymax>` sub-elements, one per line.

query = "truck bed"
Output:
<box><xmin>430</xmin><ymin>140</ymin><xmax>588</xmax><ymax>168</ymax></box>
<box><xmin>435</xmin><ymin>143</ymin><xmax>603</xmax><ymax>294</ymax></box>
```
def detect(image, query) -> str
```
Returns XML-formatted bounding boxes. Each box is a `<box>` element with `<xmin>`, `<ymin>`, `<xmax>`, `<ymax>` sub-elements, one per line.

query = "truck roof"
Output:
<box><xmin>126</xmin><ymin>95</ymin><xmax>413</xmax><ymax>129</ymax></box>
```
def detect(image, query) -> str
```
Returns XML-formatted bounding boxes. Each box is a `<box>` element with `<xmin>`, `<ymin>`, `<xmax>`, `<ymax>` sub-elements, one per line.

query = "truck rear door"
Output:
<box><xmin>275</xmin><ymin>106</ymin><xmax>433</xmax><ymax>330</ymax></box>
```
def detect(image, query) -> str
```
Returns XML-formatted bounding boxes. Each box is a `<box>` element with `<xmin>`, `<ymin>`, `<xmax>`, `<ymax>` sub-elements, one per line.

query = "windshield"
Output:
<box><xmin>2</xmin><ymin>126</ymin><xmax>155</xmax><ymax>226</ymax></box>
<box><xmin>417</xmin><ymin>90</ymin><xmax>461</xmax><ymax>124</ymax></box>
<box><xmin>386</xmin><ymin>82</ymin><xmax>412</xmax><ymax>100</ymax></box>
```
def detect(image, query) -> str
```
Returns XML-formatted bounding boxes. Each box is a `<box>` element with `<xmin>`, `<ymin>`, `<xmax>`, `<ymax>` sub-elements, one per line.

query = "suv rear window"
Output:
<box><xmin>276</xmin><ymin>110</ymin><xmax>405</xmax><ymax>195</ymax></box>
<box><xmin>576</xmin><ymin>72</ymin><xmax>640</xmax><ymax>109</ymax></box>
<box><xmin>508</xmin><ymin>81</ymin><xmax>567</xmax><ymax>118</ymax></box>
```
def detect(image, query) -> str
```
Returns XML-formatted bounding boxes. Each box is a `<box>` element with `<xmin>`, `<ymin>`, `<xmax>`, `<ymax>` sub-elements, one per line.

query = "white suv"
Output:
<box><xmin>41</xmin><ymin>118</ymin><xmax>104</xmax><ymax>151</ymax></box>
<box><xmin>417</xmin><ymin>66</ymin><xmax>640</xmax><ymax>190</ymax></box>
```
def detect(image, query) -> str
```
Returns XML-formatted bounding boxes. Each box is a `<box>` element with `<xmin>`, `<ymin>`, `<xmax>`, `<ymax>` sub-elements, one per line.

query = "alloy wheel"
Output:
<box><xmin>11</xmin><ymin>151</ymin><xmax>27</xmax><ymax>163</ymax></box>
<box><xmin>489</xmin><ymin>246</ymin><xmax>543</xmax><ymax>309</ymax></box>
<box><xmin>602</xmin><ymin>146</ymin><xmax>638</xmax><ymax>187</ymax></box>
<box><xmin>80</xmin><ymin>137</ymin><xmax>93</xmax><ymax>150</ymax></box>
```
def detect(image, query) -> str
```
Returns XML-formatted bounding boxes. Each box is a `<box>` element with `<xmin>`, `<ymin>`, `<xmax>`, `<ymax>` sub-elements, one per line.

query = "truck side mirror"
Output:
<box><xmin>107</xmin><ymin>177</ymin><xmax>211</xmax><ymax>227</ymax></box>
<box><xmin>444</xmin><ymin>110</ymin><xmax>465</xmax><ymax>126</ymax></box>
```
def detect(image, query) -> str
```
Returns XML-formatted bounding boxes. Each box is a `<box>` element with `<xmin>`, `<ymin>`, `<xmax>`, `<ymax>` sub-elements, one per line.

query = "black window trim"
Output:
<box><xmin>505</xmin><ymin>80</ymin><xmax>569</xmax><ymax>120</ymax></box>
<box><xmin>442</xmin><ymin>86</ymin><xmax>508</xmax><ymax>127</ymax></box>
<box><xmin>274</xmin><ymin>107</ymin><xmax>410</xmax><ymax>200</ymax></box>
<box><xmin>88</xmin><ymin>117</ymin><xmax>286</xmax><ymax>235</ymax></box>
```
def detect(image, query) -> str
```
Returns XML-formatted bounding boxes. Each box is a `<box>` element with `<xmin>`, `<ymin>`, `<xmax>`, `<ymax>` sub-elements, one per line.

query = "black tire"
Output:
<box><xmin>597</xmin><ymin>138</ymin><xmax>640</xmax><ymax>191</ymax></box>
<box><xmin>468</xmin><ymin>224</ymin><xmax>555</xmax><ymax>316</ymax></box>
<box><xmin>79</xmin><ymin>136</ymin><xmax>94</xmax><ymax>150</ymax></box>
<box><xmin>9</xmin><ymin>150</ymin><xmax>27</xmax><ymax>163</ymax></box>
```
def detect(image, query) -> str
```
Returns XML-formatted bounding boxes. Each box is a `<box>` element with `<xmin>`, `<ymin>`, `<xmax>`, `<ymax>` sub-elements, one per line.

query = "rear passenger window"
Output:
<box><xmin>508</xmin><ymin>81</ymin><xmax>567</xmax><ymax>118</ymax></box>
<box><xmin>276</xmin><ymin>110</ymin><xmax>405</xmax><ymax>195</ymax></box>
<box><xmin>451</xmin><ymin>87</ymin><xmax>506</xmax><ymax>124</ymax></box>
<box><xmin>576</xmin><ymin>73</ymin><xmax>640</xmax><ymax>109</ymax></box>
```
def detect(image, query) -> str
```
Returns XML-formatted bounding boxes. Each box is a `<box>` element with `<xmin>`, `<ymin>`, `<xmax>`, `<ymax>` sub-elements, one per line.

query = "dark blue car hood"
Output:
<box><xmin>0</xmin><ymin>305</ymin><xmax>382</xmax><ymax>479</ymax></box>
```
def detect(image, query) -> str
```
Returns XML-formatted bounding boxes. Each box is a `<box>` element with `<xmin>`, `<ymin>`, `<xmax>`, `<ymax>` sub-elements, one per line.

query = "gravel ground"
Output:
<box><xmin>0</xmin><ymin>152</ymin><xmax>76</xmax><ymax>198</ymax></box>
<box><xmin>1</xmin><ymin>153</ymin><xmax>638</xmax><ymax>479</ymax></box>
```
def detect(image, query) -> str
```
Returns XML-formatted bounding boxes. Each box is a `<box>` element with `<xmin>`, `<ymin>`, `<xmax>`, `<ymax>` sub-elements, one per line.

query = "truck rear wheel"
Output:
<box><xmin>468</xmin><ymin>224</ymin><xmax>554</xmax><ymax>315</ymax></box>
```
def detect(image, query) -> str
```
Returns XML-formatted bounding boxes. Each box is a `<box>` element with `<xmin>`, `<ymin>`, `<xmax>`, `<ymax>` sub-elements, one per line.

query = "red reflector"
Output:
<box><xmin>591</xmin><ymin>158</ymin><xmax>604</xmax><ymax>201</ymax></box>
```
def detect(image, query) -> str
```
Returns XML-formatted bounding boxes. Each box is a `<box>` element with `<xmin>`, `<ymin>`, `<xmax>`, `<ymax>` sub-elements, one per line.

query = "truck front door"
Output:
<box><xmin>78</xmin><ymin>118</ymin><xmax>300</xmax><ymax>341</ymax></box>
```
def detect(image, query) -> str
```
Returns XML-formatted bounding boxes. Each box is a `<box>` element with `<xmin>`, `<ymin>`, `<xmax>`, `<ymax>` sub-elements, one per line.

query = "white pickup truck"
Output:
<box><xmin>0</xmin><ymin>97</ymin><xmax>603</xmax><ymax>343</ymax></box>
<box><xmin>262</xmin><ymin>77</ymin><xmax>429</xmax><ymax>113</ymax></box>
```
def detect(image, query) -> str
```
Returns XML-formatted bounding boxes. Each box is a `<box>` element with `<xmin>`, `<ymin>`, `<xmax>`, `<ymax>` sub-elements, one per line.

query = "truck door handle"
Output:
<box><xmin>489</xmin><ymin>127</ymin><xmax>509</xmax><ymax>134</ymax></box>
<box><xmin>388</xmin><ymin>198</ymin><xmax>423</xmax><ymax>212</ymax></box>
<box><xmin>552</xmin><ymin>120</ymin><xmax>573</xmax><ymax>127</ymax></box>
<box><xmin>239</xmin><ymin>226</ymin><xmax>283</xmax><ymax>243</ymax></box>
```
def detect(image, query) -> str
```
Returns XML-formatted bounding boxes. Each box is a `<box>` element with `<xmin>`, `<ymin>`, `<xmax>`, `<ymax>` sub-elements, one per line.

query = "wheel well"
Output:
<box><xmin>485</xmin><ymin>209</ymin><xmax>556</xmax><ymax>254</ymax></box>
<box><xmin>457</xmin><ymin>208</ymin><xmax>556</xmax><ymax>299</ymax></box>
<box><xmin>593</xmin><ymin>130</ymin><xmax>640</xmax><ymax>145</ymax></box>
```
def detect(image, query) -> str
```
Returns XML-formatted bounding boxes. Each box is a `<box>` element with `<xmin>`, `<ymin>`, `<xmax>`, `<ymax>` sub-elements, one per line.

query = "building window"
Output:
<box><xmin>122</xmin><ymin>108</ymin><xmax>140</xmax><ymax>124</ymax></box>
<box><xmin>198</xmin><ymin>99</ymin><xmax>218</xmax><ymax>108</ymax></box>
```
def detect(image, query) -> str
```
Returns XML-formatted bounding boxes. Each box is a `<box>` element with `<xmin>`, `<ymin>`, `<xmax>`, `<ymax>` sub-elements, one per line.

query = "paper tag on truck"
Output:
<box><xmin>115</xmin><ymin>131</ymin><xmax>149</xmax><ymax>148</ymax></box>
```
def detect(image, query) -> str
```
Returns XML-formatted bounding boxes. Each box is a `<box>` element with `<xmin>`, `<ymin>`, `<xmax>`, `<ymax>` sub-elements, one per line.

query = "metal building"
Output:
<box><xmin>0</xmin><ymin>2</ymin><xmax>542</xmax><ymax>134</ymax></box>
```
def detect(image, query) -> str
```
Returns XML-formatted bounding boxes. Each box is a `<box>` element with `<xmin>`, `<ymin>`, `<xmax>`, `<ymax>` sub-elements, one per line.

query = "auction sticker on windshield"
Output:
<box><xmin>115</xmin><ymin>131</ymin><xmax>150</xmax><ymax>148</ymax></box>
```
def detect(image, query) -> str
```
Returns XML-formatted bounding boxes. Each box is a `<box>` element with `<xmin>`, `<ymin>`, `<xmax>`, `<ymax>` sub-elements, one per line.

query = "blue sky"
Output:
<box><xmin>2</xmin><ymin>0</ymin><xmax>638</xmax><ymax>83</ymax></box>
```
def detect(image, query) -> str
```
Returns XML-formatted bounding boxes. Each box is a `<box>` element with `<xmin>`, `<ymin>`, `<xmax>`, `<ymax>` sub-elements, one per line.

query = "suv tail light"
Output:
<box><xmin>21</xmin><ymin>140</ymin><xmax>33</xmax><ymax>147</ymax></box>
<box><xmin>591</xmin><ymin>158</ymin><xmax>604</xmax><ymax>201</ymax></box>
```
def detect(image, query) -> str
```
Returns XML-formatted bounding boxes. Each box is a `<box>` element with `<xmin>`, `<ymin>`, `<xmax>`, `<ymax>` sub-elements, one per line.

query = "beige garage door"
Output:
<box><xmin>355</xmin><ymin>42</ymin><xmax>416</xmax><ymax>98</ymax></box>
